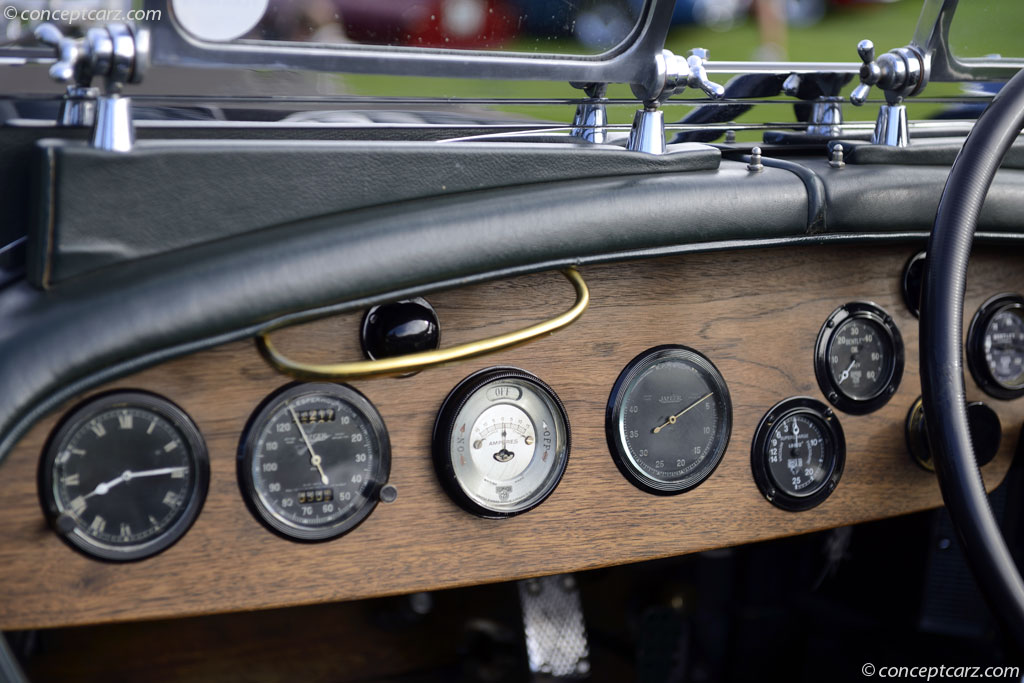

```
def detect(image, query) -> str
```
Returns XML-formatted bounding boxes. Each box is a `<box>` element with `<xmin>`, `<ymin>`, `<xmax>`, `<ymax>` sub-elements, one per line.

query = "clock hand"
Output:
<box><xmin>83</xmin><ymin>466</ymin><xmax>189</xmax><ymax>499</ymax></box>
<box><xmin>83</xmin><ymin>472</ymin><xmax>127</xmax><ymax>499</ymax></box>
<box><xmin>288</xmin><ymin>404</ymin><xmax>329</xmax><ymax>486</ymax></box>
<box><xmin>653</xmin><ymin>393</ymin><xmax>713</xmax><ymax>434</ymax></box>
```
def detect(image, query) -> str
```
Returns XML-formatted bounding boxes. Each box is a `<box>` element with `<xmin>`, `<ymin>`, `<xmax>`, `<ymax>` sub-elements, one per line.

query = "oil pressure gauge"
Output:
<box><xmin>815</xmin><ymin>302</ymin><xmax>904</xmax><ymax>414</ymax></box>
<box><xmin>433</xmin><ymin>367</ymin><xmax>570</xmax><ymax>518</ymax></box>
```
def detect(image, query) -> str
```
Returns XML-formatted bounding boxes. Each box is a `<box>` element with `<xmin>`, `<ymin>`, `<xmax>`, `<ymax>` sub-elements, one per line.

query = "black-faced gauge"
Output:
<box><xmin>39</xmin><ymin>391</ymin><xmax>209</xmax><ymax>562</ymax></box>
<box><xmin>815</xmin><ymin>302</ymin><xmax>904</xmax><ymax>415</ymax></box>
<box><xmin>238</xmin><ymin>383</ymin><xmax>390</xmax><ymax>542</ymax></box>
<box><xmin>967</xmin><ymin>293</ymin><xmax>1024</xmax><ymax>400</ymax></box>
<box><xmin>751</xmin><ymin>397</ymin><xmax>845</xmax><ymax>512</ymax></box>
<box><xmin>606</xmin><ymin>345</ymin><xmax>731</xmax><ymax>495</ymax></box>
<box><xmin>432</xmin><ymin>367</ymin><xmax>570</xmax><ymax>518</ymax></box>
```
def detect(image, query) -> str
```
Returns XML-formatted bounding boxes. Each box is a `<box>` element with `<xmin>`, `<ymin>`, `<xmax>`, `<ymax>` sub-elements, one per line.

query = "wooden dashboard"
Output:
<box><xmin>1</xmin><ymin>243</ymin><xmax>1021</xmax><ymax>630</ymax></box>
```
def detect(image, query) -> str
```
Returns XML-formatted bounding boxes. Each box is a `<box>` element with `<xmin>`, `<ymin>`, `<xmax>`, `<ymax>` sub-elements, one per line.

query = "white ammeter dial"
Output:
<box><xmin>433</xmin><ymin>368</ymin><xmax>570</xmax><ymax>518</ymax></box>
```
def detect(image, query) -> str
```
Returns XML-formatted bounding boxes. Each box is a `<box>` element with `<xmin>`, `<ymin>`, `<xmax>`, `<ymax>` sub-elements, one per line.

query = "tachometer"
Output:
<box><xmin>238</xmin><ymin>383</ymin><xmax>390</xmax><ymax>542</ymax></box>
<box><xmin>606</xmin><ymin>345</ymin><xmax>731</xmax><ymax>495</ymax></box>
<box><xmin>432</xmin><ymin>367</ymin><xmax>570</xmax><ymax>518</ymax></box>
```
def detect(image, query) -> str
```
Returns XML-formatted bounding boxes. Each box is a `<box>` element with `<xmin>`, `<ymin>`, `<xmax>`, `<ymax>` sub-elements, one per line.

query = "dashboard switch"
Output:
<box><xmin>361</xmin><ymin>297</ymin><xmax>441</xmax><ymax>362</ymax></box>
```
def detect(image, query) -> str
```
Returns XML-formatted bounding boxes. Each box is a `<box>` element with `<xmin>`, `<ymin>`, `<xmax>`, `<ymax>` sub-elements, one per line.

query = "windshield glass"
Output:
<box><xmin>947</xmin><ymin>0</ymin><xmax>1024</xmax><ymax>60</ymax></box>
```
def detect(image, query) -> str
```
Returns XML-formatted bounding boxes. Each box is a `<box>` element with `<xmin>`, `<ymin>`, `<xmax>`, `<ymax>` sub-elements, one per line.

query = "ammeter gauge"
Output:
<box><xmin>432</xmin><ymin>367</ymin><xmax>570</xmax><ymax>518</ymax></box>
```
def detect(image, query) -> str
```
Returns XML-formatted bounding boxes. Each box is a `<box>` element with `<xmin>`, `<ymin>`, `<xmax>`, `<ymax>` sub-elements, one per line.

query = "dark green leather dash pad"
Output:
<box><xmin>28</xmin><ymin>139</ymin><xmax>720</xmax><ymax>287</ymax></box>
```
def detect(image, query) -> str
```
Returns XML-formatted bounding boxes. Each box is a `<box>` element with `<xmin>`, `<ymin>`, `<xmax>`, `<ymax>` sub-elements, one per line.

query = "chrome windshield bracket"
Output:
<box><xmin>849</xmin><ymin>39</ymin><xmax>924</xmax><ymax>147</ymax></box>
<box><xmin>34</xmin><ymin>22</ymin><xmax>149</xmax><ymax>152</ymax></box>
<box><xmin>627</xmin><ymin>48</ymin><xmax>725</xmax><ymax>154</ymax></box>
<box><xmin>570</xmin><ymin>82</ymin><xmax>608</xmax><ymax>144</ymax></box>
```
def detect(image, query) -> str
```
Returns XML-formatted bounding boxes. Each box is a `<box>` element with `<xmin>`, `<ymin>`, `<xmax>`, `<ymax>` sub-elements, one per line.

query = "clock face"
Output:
<box><xmin>40</xmin><ymin>392</ymin><xmax>209</xmax><ymax>562</ymax></box>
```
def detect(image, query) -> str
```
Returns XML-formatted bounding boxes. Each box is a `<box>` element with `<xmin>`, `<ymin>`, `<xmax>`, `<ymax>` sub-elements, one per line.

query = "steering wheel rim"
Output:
<box><xmin>921</xmin><ymin>67</ymin><xmax>1024</xmax><ymax>647</ymax></box>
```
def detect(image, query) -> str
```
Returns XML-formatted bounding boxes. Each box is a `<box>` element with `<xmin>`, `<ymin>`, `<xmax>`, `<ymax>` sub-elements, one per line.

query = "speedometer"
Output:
<box><xmin>238</xmin><ymin>383</ymin><xmax>391</xmax><ymax>542</ymax></box>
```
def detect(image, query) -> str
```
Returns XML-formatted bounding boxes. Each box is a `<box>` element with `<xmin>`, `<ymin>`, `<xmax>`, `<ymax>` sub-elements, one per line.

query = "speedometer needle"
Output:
<box><xmin>84</xmin><ymin>467</ymin><xmax>188</xmax><ymax>499</ymax></box>
<box><xmin>837</xmin><ymin>359</ymin><xmax>856</xmax><ymax>384</ymax></box>
<box><xmin>653</xmin><ymin>393</ymin><xmax>713</xmax><ymax>434</ymax></box>
<box><xmin>288</xmin><ymin>404</ymin><xmax>329</xmax><ymax>486</ymax></box>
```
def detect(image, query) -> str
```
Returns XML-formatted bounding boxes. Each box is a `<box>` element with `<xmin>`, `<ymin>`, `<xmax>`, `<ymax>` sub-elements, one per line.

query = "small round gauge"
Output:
<box><xmin>39</xmin><ymin>391</ymin><xmax>209</xmax><ymax>562</ymax></box>
<box><xmin>968</xmin><ymin>293</ymin><xmax>1024</xmax><ymax>400</ymax></box>
<box><xmin>751</xmin><ymin>397</ymin><xmax>845</xmax><ymax>511</ymax></box>
<box><xmin>238</xmin><ymin>383</ymin><xmax>390</xmax><ymax>542</ymax></box>
<box><xmin>606</xmin><ymin>345</ymin><xmax>731</xmax><ymax>495</ymax></box>
<box><xmin>432</xmin><ymin>367</ymin><xmax>570</xmax><ymax>518</ymax></box>
<box><xmin>815</xmin><ymin>302</ymin><xmax>904</xmax><ymax>414</ymax></box>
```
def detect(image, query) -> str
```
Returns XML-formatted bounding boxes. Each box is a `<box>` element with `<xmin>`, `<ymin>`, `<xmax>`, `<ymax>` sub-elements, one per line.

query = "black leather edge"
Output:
<box><xmin>832</xmin><ymin>137</ymin><xmax>1024</xmax><ymax>168</ymax></box>
<box><xmin>3</xmin><ymin>160</ymin><xmax>1024</xmax><ymax>468</ymax></box>
<box><xmin>728</xmin><ymin>153</ymin><xmax>827</xmax><ymax>233</ymax></box>
<box><xmin>0</xmin><ymin>163</ymin><xmax>805</xmax><ymax>464</ymax></box>
<box><xmin>806</xmin><ymin>158</ymin><xmax>1024</xmax><ymax>234</ymax></box>
<box><xmin>27</xmin><ymin>139</ymin><xmax>721</xmax><ymax>288</ymax></box>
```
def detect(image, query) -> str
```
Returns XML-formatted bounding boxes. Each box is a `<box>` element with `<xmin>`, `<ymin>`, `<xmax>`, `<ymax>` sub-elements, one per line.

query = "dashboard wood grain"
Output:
<box><xmin>1</xmin><ymin>244</ymin><xmax>1021</xmax><ymax>630</ymax></box>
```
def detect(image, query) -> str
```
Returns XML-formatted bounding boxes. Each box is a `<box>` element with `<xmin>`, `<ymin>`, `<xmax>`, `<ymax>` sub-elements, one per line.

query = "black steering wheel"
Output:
<box><xmin>921</xmin><ymin>67</ymin><xmax>1024</xmax><ymax>647</ymax></box>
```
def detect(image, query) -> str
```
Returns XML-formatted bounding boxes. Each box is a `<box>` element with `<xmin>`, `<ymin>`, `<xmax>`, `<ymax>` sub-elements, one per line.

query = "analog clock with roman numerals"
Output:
<box><xmin>39</xmin><ymin>391</ymin><xmax>209</xmax><ymax>561</ymax></box>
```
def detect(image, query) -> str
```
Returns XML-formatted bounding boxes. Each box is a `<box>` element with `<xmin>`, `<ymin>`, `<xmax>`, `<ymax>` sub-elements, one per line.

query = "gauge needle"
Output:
<box><xmin>653</xmin><ymin>392</ymin><xmax>713</xmax><ymax>434</ymax></box>
<box><xmin>288</xmin><ymin>404</ymin><xmax>329</xmax><ymax>486</ymax></box>
<box><xmin>837</xmin><ymin>359</ymin><xmax>856</xmax><ymax>384</ymax></box>
<box><xmin>83</xmin><ymin>467</ymin><xmax>187</xmax><ymax>499</ymax></box>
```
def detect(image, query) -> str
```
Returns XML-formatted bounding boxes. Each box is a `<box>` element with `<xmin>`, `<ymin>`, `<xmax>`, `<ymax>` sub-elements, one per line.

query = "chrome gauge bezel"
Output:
<box><xmin>967</xmin><ymin>293</ymin><xmax>1024</xmax><ymax>400</ymax></box>
<box><xmin>38</xmin><ymin>391</ymin><xmax>210</xmax><ymax>562</ymax></box>
<box><xmin>605</xmin><ymin>345</ymin><xmax>732</xmax><ymax>495</ymax></box>
<box><xmin>432</xmin><ymin>367</ymin><xmax>570</xmax><ymax>519</ymax></box>
<box><xmin>750</xmin><ymin>397</ymin><xmax>845</xmax><ymax>512</ymax></box>
<box><xmin>814</xmin><ymin>301</ymin><xmax>904</xmax><ymax>415</ymax></box>
<box><xmin>237</xmin><ymin>382</ymin><xmax>391</xmax><ymax>542</ymax></box>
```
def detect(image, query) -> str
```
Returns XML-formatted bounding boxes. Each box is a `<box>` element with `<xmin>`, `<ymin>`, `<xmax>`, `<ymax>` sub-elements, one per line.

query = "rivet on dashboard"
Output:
<box><xmin>829</xmin><ymin>144</ymin><xmax>846</xmax><ymax>169</ymax></box>
<box><xmin>747</xmin><ymin>147</ymin><xmax>764</xmax><ymax>173</ymax></box>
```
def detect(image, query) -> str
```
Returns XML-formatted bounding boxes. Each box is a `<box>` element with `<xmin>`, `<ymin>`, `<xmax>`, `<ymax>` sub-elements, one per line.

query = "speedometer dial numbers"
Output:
<box><xmin>432</xmin><ymin>367</ymin><xmax>570</xmax><ymax>518</ymax></box>
<box><xmin>968</xmin><ymin>293</ymin><xmax>1024</xmax><ymax>400</ymax></box>
<box><xmin>815</xmin><ymin>302</ymin><xmax>904</xmax><ymax>414</ymax></box>
<box><xmin>751</xmin><ymin>397</ymin><xmax>845</xmax><ymax>511</ymax></box>
<box><xmin>238</xmin><ymin>383</ymin><xmax>390</xmax><ymax>542</ymax></box>
<box><xmin>606</xmin><ymin>346</ymin><xmax>732</xmax><ymax>495</ymax></box>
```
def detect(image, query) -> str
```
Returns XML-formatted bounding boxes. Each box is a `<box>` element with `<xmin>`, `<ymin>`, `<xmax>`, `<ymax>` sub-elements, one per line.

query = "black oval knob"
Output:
<box><xmin>906</xmin><ymin>396</ymin><xmax>1002</xmax><ymax>471</ymax></box>
<box><xmin>361</xmin><ymin>298</ymin><xmax>440</xmax><ymax>362</ymax></box>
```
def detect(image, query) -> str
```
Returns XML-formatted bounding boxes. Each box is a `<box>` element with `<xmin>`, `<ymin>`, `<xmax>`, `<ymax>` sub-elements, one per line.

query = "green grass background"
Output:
<box><xmin>338</xmin><ymin>0</ymin><xmax>1024</xmax><ymax>135</ymax></box>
